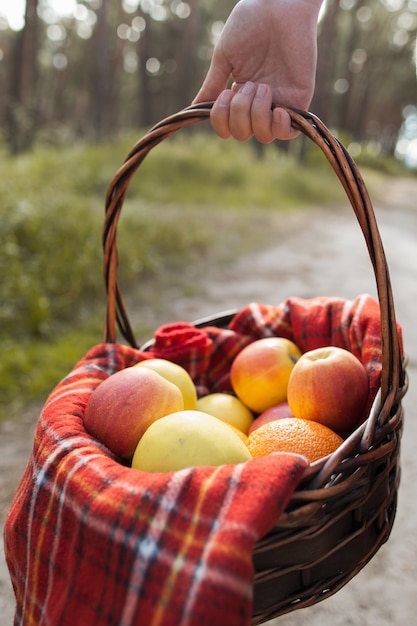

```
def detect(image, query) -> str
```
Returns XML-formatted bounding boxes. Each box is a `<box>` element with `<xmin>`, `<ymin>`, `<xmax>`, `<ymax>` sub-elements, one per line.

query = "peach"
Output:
<box><xmin>287</xmin><ymin>346</ymin><xmax>369</xmax><ymax>436</ymax></box>
<box><xmin>230</xmin><ymin>337</ymin><xmax>302</xmax><ymax>413</ymax></box>
<box><xmin>134</xmin><ymin>358</ymin><xmax>197</xmax><ymax>410</ymax></box>
<box><xmin>84</xmin><ymin>366</ymin><xmax>184</xmax><ymax>460</ymax></box>
<box><xmin>248</xmin><ymin>401</ymin><xmax>294</xmax><ymax>434</ymax></box>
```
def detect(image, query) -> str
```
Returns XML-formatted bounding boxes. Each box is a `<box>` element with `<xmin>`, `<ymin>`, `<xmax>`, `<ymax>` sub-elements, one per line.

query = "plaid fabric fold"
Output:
<box><xmin>4</xmin><ymin>294</ymin><xmax>401</xmax><ymax>625</ymax></box>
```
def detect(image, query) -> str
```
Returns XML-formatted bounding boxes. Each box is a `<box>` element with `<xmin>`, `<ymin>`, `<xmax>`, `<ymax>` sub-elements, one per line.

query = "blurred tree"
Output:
<box><xmin>0</xmin><ymin>0</ymin><xmax>415</xmax><ymax>154</ymax></box>
<box><xmin>91</xmin><ymin>1</ymin><xmax>110</xmax><ymax>137</ymax></box>
<box><xmin>312</xmin><ymin>0</ymin><xmax>343</xmax><ymax>124</ymax></box>
<box><xmin>313</xmin><ymin>0</ymin><xmax>417</xmax><ymax>151</ymax></box>
<box><xmin>171</xmin><ymin>0</ymin><xmax>201</xmax><ymax>112</ymax></box>
<box><xmin>4</xmin><ymin>0</ymin><xmax>40</xmax><ymax>153</ymax></box>
<box><xmin>137</xmin><ymin>7</ymin><xmax>154</xmax><ymax>127</ymax></box>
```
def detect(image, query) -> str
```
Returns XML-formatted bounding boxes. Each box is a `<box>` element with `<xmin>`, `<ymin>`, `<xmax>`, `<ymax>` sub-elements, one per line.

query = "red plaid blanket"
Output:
<box><xmin>4</xmin><ymin>295</ymin><xmax>400</xmax><ymax>626</ymax></box>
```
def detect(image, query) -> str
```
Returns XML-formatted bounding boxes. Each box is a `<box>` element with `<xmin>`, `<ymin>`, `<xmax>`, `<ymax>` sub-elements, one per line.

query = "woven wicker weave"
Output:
<box><xmin>103</xmin><ymin>104</ymin><xmax>407</xmax><ymax>624</ymax></box>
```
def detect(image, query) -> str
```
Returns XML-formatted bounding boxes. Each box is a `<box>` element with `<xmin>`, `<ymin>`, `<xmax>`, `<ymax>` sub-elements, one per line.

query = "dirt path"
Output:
<box><xmin>1</xmin><ymin>177</ymin><xmax>416</xmax><ymax>625</ymax></box>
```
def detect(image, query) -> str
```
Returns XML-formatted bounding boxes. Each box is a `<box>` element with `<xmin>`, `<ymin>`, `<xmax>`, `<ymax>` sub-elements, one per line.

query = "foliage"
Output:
<box><xmin>0</xmin><ymin>131</ymin><xmax>348</xmax><ymax>420</ymax></box>
<box><xmin>0</xmin><ymin>319</ymin><xmax>103</xmax><ymax>419</ymax></box>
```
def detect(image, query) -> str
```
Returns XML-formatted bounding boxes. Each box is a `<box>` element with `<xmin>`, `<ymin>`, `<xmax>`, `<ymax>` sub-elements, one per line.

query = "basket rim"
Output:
<box><xmin>102</xmin><ymin>103</ymin><xmax>404</xmax><ymax>406</ymax></box>
<box><xmin>102</xmin><ymin>102</ymin><xmax>407</xmax><ymax>490</ymax></box>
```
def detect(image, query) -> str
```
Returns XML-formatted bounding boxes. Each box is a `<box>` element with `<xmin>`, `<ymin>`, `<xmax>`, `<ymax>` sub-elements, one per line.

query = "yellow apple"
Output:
<box><xmin>131</xmin><ymin>410</ymin><xmax>252</xmax><ymax>472</ymax></box>
<box><xmin>84</xmin><ymin>366</ymin><xmax>184</xmax><ymax>460</ymax></box>
<box><xmin>230</xmin><ymin>337</ymin><xmax>302</xmax><ymax>413</ymax></box>
<box><xmin>287</xmin><ymin>346</ymin><xmax>369</xmax><ymax>436</ymax></box>
<box><xmin>134</xmin><ymin>358</ymin><xmax>197</xmax><ymax>410</ymax></box>
<box><xmin>196</xmin><ymin>392</ymin><xmax>254</xmax><ymax>434</ymax></box>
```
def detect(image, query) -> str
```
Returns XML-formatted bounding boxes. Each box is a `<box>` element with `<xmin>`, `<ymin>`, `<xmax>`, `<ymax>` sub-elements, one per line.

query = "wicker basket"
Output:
<box><xmin>103</xmin><ymin>104</ymin><xmax>407</xmax><ymax>624</ymax></box>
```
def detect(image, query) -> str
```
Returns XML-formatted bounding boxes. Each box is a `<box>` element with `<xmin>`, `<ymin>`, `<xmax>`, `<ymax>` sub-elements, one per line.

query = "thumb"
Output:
<box><xmin>192</xmin><ymin>57</ymin><xmax>231</xmax><ymax>104</ymax></box>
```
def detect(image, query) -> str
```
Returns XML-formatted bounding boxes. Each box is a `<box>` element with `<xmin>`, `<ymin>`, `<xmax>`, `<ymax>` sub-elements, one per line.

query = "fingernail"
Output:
<box><xmin>240</xmin><ymin>81</ymin><xmax>256</xmax><ymax>95</ymax></box>
<box><xmin>255</xmin><ymin>84</ymin><xmax>268</xmax><ymax>99</ymax></box>
<box><xmin>217</xmin><ymin>90</ymin><xmax>232</xmax><ymax>106</ymax></box>
<box><xmin>272</xmin><ymin>107</ymin><xmax>283</xmax><ymax>122</ymax></box>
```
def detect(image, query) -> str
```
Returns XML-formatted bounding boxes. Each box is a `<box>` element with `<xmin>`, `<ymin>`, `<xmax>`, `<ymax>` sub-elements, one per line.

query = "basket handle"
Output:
<box><xmin>103</xmin><ymin>102</ymin><xmax>404</xmax><ymax>421</ymax></box>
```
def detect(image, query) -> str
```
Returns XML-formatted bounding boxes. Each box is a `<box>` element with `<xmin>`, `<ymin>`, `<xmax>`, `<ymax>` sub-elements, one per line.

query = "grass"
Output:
<box><xmin>0</xmin><ymin>130</ymin><xmax>349</xmax><ymax>421</ymax></box>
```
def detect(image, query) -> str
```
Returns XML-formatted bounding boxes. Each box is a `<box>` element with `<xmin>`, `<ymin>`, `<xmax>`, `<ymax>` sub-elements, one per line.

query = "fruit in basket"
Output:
<box><xmin>84</xmin><ymin>367</ymin><xmax>184</xmax><ymax>460</ymax></box>
<box><xmin>248</xmin><ymin>401</ymin><xmax>294</xmax><ymax>434</ymax></box>
<box><xmin>230</xmin><ymin>337</ymin><xmax>302</xmax><ymax>413</ymax></box>
<box><xmin>287</xmin><ymin>346</ymin><xmax>369</xmax><ymax>436</ymax></box>
<box><xmin>196</xmin><ymin>392</ymin><xmax>254</xmax><ymax>434</ymax></box>
<box><xmin>131</xmin><ymin>410</ymin><xmax>252</xmax><ymax>472</ymax></box>
<box><xmin>228</xmin><ymin>425</ymin><xmax>249</xmax><ymax>445</ymax></box>
<box><xmin>247</xmin><ymin>417</ymin><xmax>343</xmax><ymax>463</ymax></box>
<box><xmin>134</xmin><ymin>358</ymin><xmax>197</xmax><ymax>410</ymax></box>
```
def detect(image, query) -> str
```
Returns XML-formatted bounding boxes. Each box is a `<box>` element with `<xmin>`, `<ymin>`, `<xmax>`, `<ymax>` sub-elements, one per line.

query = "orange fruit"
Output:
<box><xmin>246</xmin><ymin>417</ymin><xmax>343</xmax><ymax>463</ymax></box>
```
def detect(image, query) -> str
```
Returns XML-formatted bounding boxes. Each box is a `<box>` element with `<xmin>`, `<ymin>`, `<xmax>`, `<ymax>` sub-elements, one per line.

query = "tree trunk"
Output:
<box><xmin>91</xmin><ymin>1</ymin><xmax>110</xmax><ymax>138</ymax></box>
<box><xmin>5</xmin><ymin>0</ymin><xmax>40</xmax><ymax>153</ymax></box>
<box><xmin>138</xmin><ymin>17</ymin><xmax>153</xmax><ymax>127</ymax></box>
<box><xmin>312</xmin><ymin>1</ymin><xmax>342</xmax><ymax>126</ymax></box>
<box><xmin>173</xmin><ymin>0</ymin><xmax>201</xmax><ymax>111</ymax></box>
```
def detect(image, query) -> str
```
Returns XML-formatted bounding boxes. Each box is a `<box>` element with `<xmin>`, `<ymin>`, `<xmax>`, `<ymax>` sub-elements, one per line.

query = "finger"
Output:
<box><xmin>192</xmin><ymin>56</ymin><xmax>230</xmax><ymax>104</ymax></box>
<box><xmin>272</xmin><ymin>107</ymin><xmax>300</xmax><ymax>140</ymax></box>
<box><xmin>250</xmin><ymin>84</ymin><xmax>275</xmax><ymax>144</ymax></box>
<box><xmin>210</xmin><ymin>89</ymin><xmax>234</xmax><ymax>139</ymax></box>
<box><xmin>228</xmin><ymin>81</ymin><xmax>257</xmax><ymax>142</ymax></box>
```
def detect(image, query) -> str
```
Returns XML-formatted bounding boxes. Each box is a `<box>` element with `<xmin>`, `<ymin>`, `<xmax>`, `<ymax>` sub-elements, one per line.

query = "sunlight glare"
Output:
<box><xmin>0</xmin><ymin>0</ymin><xmax>78</xmax><ymax>31</ymax></box>
<box><xmin>0</xmin><ymin>0</ymin><xmax>25</xmax><ymax>30</ymax></box>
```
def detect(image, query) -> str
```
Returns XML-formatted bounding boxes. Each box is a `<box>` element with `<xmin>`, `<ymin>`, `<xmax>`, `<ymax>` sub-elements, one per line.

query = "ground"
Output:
<box><xmin>1</xmin><ymin>176</ymin><xmax>416</xmax><ymax>625</ymax></box>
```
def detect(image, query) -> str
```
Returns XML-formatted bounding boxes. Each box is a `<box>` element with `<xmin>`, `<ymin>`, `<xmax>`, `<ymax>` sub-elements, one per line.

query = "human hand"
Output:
<box><xmin>193</xmin><ymin>0</ymin><xmax>323</xmax><ymax>143</ymax></box>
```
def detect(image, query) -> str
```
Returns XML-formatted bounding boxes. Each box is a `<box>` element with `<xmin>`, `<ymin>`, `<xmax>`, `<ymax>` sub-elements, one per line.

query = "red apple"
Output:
<box><xmin>230</xmin><ymin>337</ymin><xmax>302</xmax><ymax>413</ymax></box>
<box><xmin>248</xmin><ymin>401</ymin><xmax>294</xmax><ymax>434</ymax></box>
<box><xmin>84</xmin><ymin>366</ymin><xmax>184</xmax><ymax>460</ymax></box>
<box><xmin>287</xmin><ymin>346</ymin><xmax>369</xmax><ymax>436</ymax></box>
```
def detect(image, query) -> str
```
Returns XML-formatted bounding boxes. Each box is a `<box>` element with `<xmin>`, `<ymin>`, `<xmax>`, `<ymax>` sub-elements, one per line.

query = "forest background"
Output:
<box><xmin>0</xmin><ymin>0</ymin><xmax>416</xmax><ymax>420</ymax></box>
<box><xmin>1</xmin><ymin>0</ymin><xmax>417</xmax><ymax>156</ymax></box>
